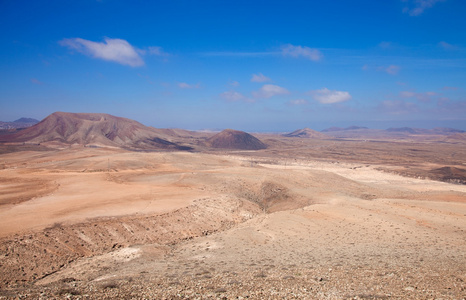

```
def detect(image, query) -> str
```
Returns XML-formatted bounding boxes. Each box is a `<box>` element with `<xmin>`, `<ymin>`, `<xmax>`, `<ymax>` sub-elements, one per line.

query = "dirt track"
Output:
<box><xmin>0</xmin><ymin>146</ymin><xmax>465</xmax><ymax>299</ymax></box>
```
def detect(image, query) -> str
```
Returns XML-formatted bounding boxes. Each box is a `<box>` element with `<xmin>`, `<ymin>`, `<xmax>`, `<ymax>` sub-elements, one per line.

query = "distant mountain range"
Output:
<box><xmin>1</xmin><ymin>113</ymin><xmax>465</xmax><ymax>149</ymax></box>
<box><xmin>321</xmin><ymin>126</ymin><xmax>368</xmax><ymax>132</ymax></box>
<box><xmin>282</xmin><ymin>127</ymin><xmax>328</xmax><ymax>139</ymax></box>
<box><xmin>319</xmin><ymin>125</ymin><xmax>466</xmax><ymax>141</ymax></box>
<box><xmin>0</xmin><ymin>112</ymin><xmax>270</xmax><ymax>150</ymax></box>
<box><xmin>385</xmin><ymin>127</ymin><xmax>465</xmax><ymax>135</ymax></box>
<box><xmin>0</xmin><ymin>118</ymin><xmax>39</xmax><ymax>129</ymax></box>
<box><xmin>321</xmin><ymin>126</ymin><xmax>464</xmax><ymax>135</ymax></box>
<box><xmin>0</xmin><ymin>112</ymin><xmax>195</xmax><ymax>150</ymax></box>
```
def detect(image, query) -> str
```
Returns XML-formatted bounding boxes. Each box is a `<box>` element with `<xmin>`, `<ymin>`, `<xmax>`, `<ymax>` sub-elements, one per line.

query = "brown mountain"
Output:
<box><xmin>0</xmin><ymin>112</ymin><xmax>192</xmax><ymax>150</ymax></box>
<box><xmin>445</xmin><ymin>132</ymin><xmax>466</xmax><ymax>143</ymax></box>
<box><xmin>205</xmin><ymin>129</ymin><xmax>267</xmax><ymax>150</ymax></box>
<box><xmin>282</xmin><ymin>128</ymin><xmax>328</xmax><ymax>139</ymax></box>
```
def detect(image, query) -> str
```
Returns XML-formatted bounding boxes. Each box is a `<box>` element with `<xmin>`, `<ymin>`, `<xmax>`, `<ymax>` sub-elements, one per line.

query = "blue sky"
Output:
<box><xmin>1</xmin><ymin>0</ymin><xmax>465</xmax><ymax>131</ymax></box>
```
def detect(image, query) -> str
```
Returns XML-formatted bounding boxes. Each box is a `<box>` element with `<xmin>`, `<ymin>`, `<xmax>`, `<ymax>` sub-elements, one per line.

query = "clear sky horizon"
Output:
<box><xmin>1</xmin><ymin>0</ymin><xmax>465</xmax><ymax>131</ymax></box>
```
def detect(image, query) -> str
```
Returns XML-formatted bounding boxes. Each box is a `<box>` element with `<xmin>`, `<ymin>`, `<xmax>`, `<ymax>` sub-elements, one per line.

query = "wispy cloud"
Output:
<box><xmin>281</xmin><ymin>44</ymin><xmax>323</xmax><ymax>61</ymax></box>
<box><xmin>146</xmin><ymin>46</ymin><xmax>167</xmax><ymax>56</ymax></box>
<box><xmin>202</xmin><ymin>44</ymin><xmax>323</xmax><ymax>61</ymax></box>
<box><xmin>380</xmin><ymin>65</ymin><xmax>401</xmax><ymax>75</ymax></box>
<box><xmin>378</xmin><ymin>99</ymin><xmax>418</xmax><ymax>114</ymax></box>
<box><xmin>436</xmin><ymin>98</ymin><xmax>466</xmax><ymax>116</ymax></box>
<box><xmin>178</xmin><ymin>82</ymin><xmax>200</xmax><ymax>89</ymax></box>
<box><xmin>442</xmin><ymin>86</ymin><xmax>458</xmax><ymax>91</ymax></box>
<box><xmin>200</xmin><ymin>51</ymin><xmax>277</xmax><ymax>57</ymax></box>
<box><xmin>252</xmin><ymin>84</ymin><xmax>290</xmax><ymax>98</ymax></box>
<box><xmin>438</xmin><ymin>41</ymin><xmax>458</xmax><ymax>50</ymax></box>
<box><xmin>200</xmin><ymin>44</ymin><xmax>323</xmax><ymax>61</ymax></box>
<box><xmin>30</xmin><ymin>78</ymin><xmax>43</xmax><ymax>85</ymax></box>
<box><xmin>400</xmin><ymin>90</ymin><xmax>437</xmax><ymax>103</ymax></box>
<box><xmin>402</xmin><ymin>0</ymin><xmax>446</xmax><ymax>16</ymax></box>
<box><xmin>251</xmin><ymin>73</ymin><xmax>271</xmax><ymax>83</ymax></box>
<box><xmin>220</xmin><ymin>91</ymin><xmax>252</xmax><ymax>102</ymax></box>
<box><xmin>59</xmin><ymin>37</ymin><xmax>145</xmax><ymax>67</ymax></box>
<box><xmin>363</xmin><ymin>63</ymin><xmax>400</xmax><ymax>75</ymax></box>
<box><xmin>229</xmin><ymin>80</ymin><xmax>240</xmax><ymax>87</ymax></box>
<box><xmin>378</xmin><ymin>41</ymin><xmax>392</xmax><ymax>49</ymax></box>
<box><xmin>310</xmin><ymin>88</ymin><xmax>352</xmax><ymax>104</ymax></box>
<box><xmin>288</xmin><ymin>99</ymin><xmax>308</xmax><ymax>106</ymax></box>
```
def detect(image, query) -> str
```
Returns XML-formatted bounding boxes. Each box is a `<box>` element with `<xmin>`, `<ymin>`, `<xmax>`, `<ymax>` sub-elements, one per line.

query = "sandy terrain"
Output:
<box><xmin>0</xmin><ymin>142</ymin><xmax>465</xmax><ymax>299</ymax></box>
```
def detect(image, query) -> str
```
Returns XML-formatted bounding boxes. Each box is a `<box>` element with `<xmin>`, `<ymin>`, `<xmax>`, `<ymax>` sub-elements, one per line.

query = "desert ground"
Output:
<box><xmin>0</xmin><ymin>137</ymin><xmax>465</xmax><ymax>299</ymax></box>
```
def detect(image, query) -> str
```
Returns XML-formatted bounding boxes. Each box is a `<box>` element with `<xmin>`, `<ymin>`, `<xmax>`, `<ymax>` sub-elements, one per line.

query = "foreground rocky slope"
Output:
<box><xmin>2</xmin><ymin>182</ymin><xmax>465</xmax><ymax>299</ymax></box>
<box><xmin>0</xmin><ymin>143</ymin><xmax>465</xmax><ymax>299</ymax></box>
<box><xmin>0</xmin><ymin>196</ymin><xmax>260</xmax><ymax>288</ymax></box>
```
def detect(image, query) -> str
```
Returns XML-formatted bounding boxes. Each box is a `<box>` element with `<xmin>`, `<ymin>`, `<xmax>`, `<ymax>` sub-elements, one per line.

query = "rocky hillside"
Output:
<box><xmin>0</xmin><ymin>112</ymin><xmax>191</xmax><ymax>150</ymax></box>
<box><xmin>206</xmin><ymin>129</ymin><xmax>267</xmax><ymax>150</ymax></box>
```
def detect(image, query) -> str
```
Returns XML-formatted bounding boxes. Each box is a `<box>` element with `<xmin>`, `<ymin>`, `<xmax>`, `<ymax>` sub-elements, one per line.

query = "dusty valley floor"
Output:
<box><xmin>0</xmin><ymin>140</ymin><xmax>465</xmax><ymax>299</ymax></box>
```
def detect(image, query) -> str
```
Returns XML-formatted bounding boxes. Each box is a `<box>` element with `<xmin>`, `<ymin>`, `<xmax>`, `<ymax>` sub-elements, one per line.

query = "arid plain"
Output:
<box><xmin>1</xmin><ymin>115</ymin><xmax>466</xmax><ymax>299</ymax></box>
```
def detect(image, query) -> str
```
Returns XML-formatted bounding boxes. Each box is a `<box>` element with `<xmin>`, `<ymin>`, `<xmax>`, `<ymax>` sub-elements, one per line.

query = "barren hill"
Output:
<box><xmin>386</xmin><ymin>127</ymin><xmax>423</xmax><ymax>134</ymax></box>
<box><xmin>445</xmin><ymin>132</ymin><xmax>466</xmax><ymax>143</ymax></box>
<box><xmin>0</xmin><ymin>112</ymin><xmax>191</xmax><ymax>150</ymax></box>
<box><xmin>206</xmin><ymin>129</ymin><xmax>267</xmax><ymax>150</ymax></box>
<box><xmin>0</xmin><ymin>117</ymin><xmax>39</xmax><ymax>130</ymax></box>
<box><xmin>283</xmin><ymin>127</ymin><xmax>327</xmax><ymax>139</ymax></box>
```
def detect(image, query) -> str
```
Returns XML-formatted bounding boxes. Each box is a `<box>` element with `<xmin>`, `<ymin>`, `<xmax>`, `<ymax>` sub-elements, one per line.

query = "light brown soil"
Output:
<box><xmin>0</xmin><ymin>141</ymin><xmax>465</xmax><ymax>299</ymax></box>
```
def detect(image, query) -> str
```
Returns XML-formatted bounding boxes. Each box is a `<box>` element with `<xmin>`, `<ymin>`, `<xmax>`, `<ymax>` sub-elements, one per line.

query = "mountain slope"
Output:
<box><xmin>283</xmin><ymin>128</ymin><xmax>328</xmax><ymax>139</ymax></box>
<box><xmin>205</xmin><ymin>129</ymin><xmax>267</xmax><ymax>150</ymax></box>
<box><xmin>0</xmin><ymin>112</ymin><xmax>191</xmax><ymax>150</ymax></box>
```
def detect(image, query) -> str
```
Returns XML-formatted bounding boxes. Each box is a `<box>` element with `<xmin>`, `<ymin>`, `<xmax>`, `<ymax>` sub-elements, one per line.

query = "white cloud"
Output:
<box><xmin>59</xmin><ymin>37</ymin><xmax>145</xmax><ymax>67</ymax></box>
<box><xmin>229</xmin><ymin>80</ymin><xmax>240</xmax><ymax>87</ymax></box>
<box><xmin>400</xmin><ymin>91</ymin><xmax>416</xmax><ymax>98</ymax></box>
<box><xmin>251</xmin><ymin>73</ymin><xmax>271</xmax><ymax>82</ymax></box>
<box><xmin>281</xmin><ymin>44</ymin><xmax>322</xmax><ymax>61</ymax></box>
<box><xmin>178</xmin><ymin>82</ymin><xmax>200</xmax><ymax>89</ymax></box>
<box><xmin>378</xmin><ymin>100</ymin><xmax>418</xmax><ymax>114</ymax></box>
<box><xmin>438</xmin><ymin>41</ymin><xmax>457</xmax><ymax>50</ymax></box>
<box><xmin>310</xmin><ymin>88</ymin><xmax>352</xmax><ymax>104</ymax></box>
<box><xmin>366</xmin><ymin>64</ymin><xmax>401</xmax><ymax>75</ymax></box>
<box><xmin>147</xmin><ymin>46</ymin><xmax>165</xmax><ymax>55</ymax></box>
<box><xmin>402</xmin><ymin>0</ymin><xmax>445</xmax><ymax>16</ymax></box>
<box><xmin>220</xmin><ymin>91</ymin><xmax>252</xmax><ymax>102</ymax></box>
<box><xmin>400</xmin><ymin>90</ymin><xmax>438</xmax><ymax>102</ymax></box>
<box><xmin>252</xmin><ymin>84</ymin><xmax>290</xmax><ymax>98</ymax></box>
<box><xmin>288</xmin><ymin>99</ymin><xmax>308</xmax><ymax>105</ymax></box>
<box><xmin>381</xmin><ymin>65</ymin><xmax>401</xmax><ymax>75</ymax></box>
